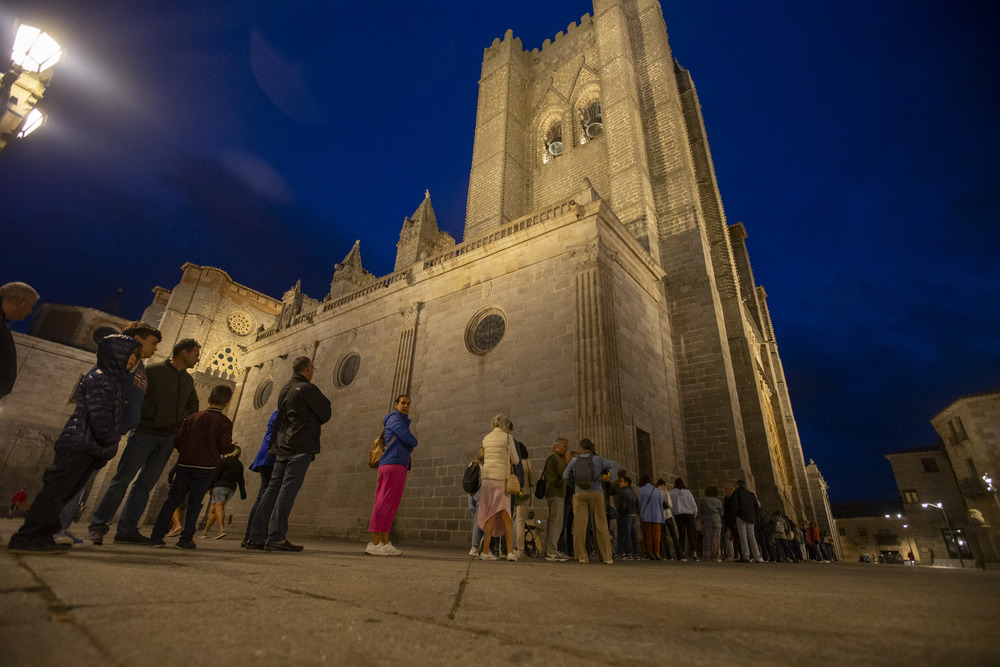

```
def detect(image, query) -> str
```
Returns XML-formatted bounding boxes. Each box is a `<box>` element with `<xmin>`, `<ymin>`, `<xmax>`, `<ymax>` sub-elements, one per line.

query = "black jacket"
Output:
<box><xmin>211</xmin><ymin>456</ymin><xmax>246</xmax><ymax>499</ymax></box>
<box><xmin>54</xmin><ymin>335</ymin><xmax>142</xmax><ymax>462</ymax></box>
<box><xmin>272</xmin><ymin>373</ymin><xmax>332</xmax><ymax>458</ymax></box>
<box><xmin>0</xmin><ymin>310</ymin><xmax>16</xmax><ymax>399</ymax></box>
<box><xmin>137</xmin><ymin>359</ymin><xmax>199</xmax><ymax>436</ymax></box>
<box><xmin>732</xmin><ymin>486</ymin><xmax>760</xmax><ymax>524</ymax></box>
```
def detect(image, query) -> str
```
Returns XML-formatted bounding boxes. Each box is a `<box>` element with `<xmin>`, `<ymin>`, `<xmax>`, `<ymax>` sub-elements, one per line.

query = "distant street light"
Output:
<box><xmin>1</xmin><ymin>23</ymin><xmax>63</xmax><ymax>154</ymax></box>
<box><xmin>922</xmin><ymin>502</ymin><xmax>965</xmax><ymax>569</ymax></box>
<box><xmin>886</xmin><ymin>513</ymin><xmax>916</xmax><ymax>563</ymax></box>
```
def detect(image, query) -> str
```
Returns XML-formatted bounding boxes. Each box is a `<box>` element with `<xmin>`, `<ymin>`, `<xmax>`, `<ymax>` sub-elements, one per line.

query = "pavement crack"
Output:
<box><xmin>17</xmin><ymin>559</ymin><xmax>120</xmax><ymax>665</ymax></box>
<box><xmin>447</xmin><ymin>559</ymin><xmax>473</xmax><ymax>621</ymax></box>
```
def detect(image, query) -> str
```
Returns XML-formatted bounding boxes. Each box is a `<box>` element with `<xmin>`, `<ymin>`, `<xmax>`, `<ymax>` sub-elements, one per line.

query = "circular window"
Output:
<box><xmin>466</xmin><ymin>309</ymin><xmax>506</xmax><ymax>355</ymax></box>
<box><xmin>253</xmin><ymin>378</ymin><xmax>273</xmax><ymax>409</ymax></box>
<box><xmin>228</xmin><ymin>311</ymin><xmax>252</xmax><ymax>336</ymax></box>
<box><xmin>335</xmin><ymin>353</ymin><xmax>361</xmax><ymax>388</ymax></box>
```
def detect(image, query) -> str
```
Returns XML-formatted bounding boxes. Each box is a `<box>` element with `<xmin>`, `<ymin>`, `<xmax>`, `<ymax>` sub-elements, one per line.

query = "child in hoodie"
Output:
<box><xmin>7</xmin><ymin>334</ymin><xmax>142</xmax><ymax>554</ymax></box>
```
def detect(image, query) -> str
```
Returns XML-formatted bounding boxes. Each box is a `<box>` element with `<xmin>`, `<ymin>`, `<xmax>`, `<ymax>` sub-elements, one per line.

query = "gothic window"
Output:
<box><xmin>210</xmin><ymin>346</ymin><xmax>240</xmax><ymax>378</ymax></box>
<box><xmin>543</xmin><ymin>123</ymin><xmax>563</xmax><ymax>163</ymax></box>
<box><xmin>335</xmin><ymin>352</ymin><xmax>361</xmax><ymax>388</ymax></box>
<box><xmin>253</xmin><ymin>378</ymin><xmax>273</xmax><ymax>409</ymax></box>
<box><xmin>580</xmin><ymin>101</ymin><xmax>602</xmax><ymax>143</ymax></box>
<box><xmin>466</xmin><ymin>308</ymin><xmax>506</xmax><ymax>355</ymax></box>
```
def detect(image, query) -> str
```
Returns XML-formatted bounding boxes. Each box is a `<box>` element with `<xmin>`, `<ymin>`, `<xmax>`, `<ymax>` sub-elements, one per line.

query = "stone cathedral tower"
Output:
<box><xmin>464</xmin><ymin>0</ymin><xmax>809</xmax><ymax>517</ymax></box>
<box><xmin>68</xmin><ymin>0</ymin><xmax>830</xmax><ymax>544</ymax></box>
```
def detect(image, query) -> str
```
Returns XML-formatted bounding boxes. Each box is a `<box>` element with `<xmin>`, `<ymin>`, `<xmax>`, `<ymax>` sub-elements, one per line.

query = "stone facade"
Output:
<box><xmin>1</xmin><ymin>1</ymin><xmax>833</xmax><ymax>545</ymax></box>
<box><xmin>885</xmin><ymin>446</ymin><xmax>975</xmax><ymax>568</ymax></box>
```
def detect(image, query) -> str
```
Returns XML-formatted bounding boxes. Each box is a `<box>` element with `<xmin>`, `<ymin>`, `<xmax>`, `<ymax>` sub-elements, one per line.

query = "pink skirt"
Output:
<box><xmin>368</xmin><ymin>464</ymin><xmax>408</xmax><ymax>533</ymax></box>
<box><xmin>476</xmin><ymin>478</ymin><xmax>511</xmax><ymax>538</ymax></box>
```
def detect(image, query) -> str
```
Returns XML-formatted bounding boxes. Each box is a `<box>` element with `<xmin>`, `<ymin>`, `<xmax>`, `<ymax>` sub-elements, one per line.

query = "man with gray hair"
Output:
<box><xmin>0</xmin><ymin>282</ymin><xmax>39</xmax><ymax>399</ymax></box>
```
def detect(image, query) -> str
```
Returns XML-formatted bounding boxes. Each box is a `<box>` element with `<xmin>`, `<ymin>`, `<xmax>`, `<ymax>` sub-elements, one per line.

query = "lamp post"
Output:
<box><xmin>886</xmin><ymin>513</ymin><xmax>916</xmax><ymax>563</ymax></box>
<box><xmin>1</xmin><ymin>23</ymin><xmax>63</xmax><ymax>154</ymax></box>
<box><xmin>922</xmin><ymin>502</ymin><xmax>965</xmax><ymax>569</ymax></box>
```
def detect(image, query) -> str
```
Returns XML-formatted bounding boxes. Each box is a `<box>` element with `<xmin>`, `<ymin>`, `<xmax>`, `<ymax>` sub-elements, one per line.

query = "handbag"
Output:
<box><xmin>367</xmin><ymin>431</ymin><xmax>395</xmax><ymax>469</ymax></box>
<box><xmin>533</xmin><ymin>476</ymin><xmax>546</xmax><ymax>500</ymax></box>
<box><xmin>505</xmin><ymin>462</ymin><xmax>521</xmax><ymax>495</ymax></box>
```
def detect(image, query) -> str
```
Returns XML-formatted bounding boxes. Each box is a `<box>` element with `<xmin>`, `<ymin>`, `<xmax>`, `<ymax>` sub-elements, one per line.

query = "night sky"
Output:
<box><xmin>2</xmin><ymin>1</ymin><xmax>997</xmax><ymax>503</ymax></box>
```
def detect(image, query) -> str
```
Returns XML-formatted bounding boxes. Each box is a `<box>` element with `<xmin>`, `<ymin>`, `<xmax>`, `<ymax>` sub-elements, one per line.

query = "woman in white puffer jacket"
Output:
<box><xmin>475</xmin><ymin>414</ymin><xmax>520</xmax><ymax>561</ymax></box>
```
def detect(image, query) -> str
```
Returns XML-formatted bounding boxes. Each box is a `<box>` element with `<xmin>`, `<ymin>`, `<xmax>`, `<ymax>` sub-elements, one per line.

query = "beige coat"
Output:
<box><xmin>481</xmin><ymin>427</ymin><xmax>519</xmax><ymax>481</ymax></box>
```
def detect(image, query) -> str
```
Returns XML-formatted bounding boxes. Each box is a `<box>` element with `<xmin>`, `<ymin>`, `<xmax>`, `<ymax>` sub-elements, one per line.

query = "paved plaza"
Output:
<box><xmin>2</xmin><ymin>519</ymin><xmax>998</xmax><ymax>666</ymax></box>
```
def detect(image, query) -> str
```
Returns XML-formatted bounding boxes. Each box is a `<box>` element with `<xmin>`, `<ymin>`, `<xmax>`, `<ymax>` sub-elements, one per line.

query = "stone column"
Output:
<box><xmin>390</xmin><ymin>302</ymin><xmax>421</xmax><ymax>408</ymax></box>
<box><xmin>573</xmin><ymin>241</ymin><xmax>627</xmax><ymax>464</ymax></box>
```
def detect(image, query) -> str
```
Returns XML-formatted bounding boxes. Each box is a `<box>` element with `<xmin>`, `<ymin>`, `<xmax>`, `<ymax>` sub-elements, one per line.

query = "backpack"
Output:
<box><xmin>573</xmin><ymin>455</ymin><xmax>595</xmax><ymax>489</ymax></box>
<box><xmin>462</xmin><ymin>461</ymin><xmax>481</xmax><ymax>494</ymax></box>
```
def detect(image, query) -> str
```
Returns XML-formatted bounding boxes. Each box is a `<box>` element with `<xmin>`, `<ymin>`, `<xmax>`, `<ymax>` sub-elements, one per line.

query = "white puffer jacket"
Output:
<box><xmin>481</xmin><ymin>428</ymin><xmax>519</xmax><ymax>481</ymax></box>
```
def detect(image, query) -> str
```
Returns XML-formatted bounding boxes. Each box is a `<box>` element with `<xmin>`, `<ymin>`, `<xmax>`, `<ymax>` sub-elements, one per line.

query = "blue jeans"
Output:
<box><xmin>248</xmin><ymin>454</ymin><xmax>312</xmax><ymax>544</ymax></box>
<box><xmin>89</xmin><ymin>431</ymin><xmax>175</xmax><ymax>536</ymax></box>
<box><xmin>243</xmin><ymin>466</ymin><xmax>274</xmax><ymax>543</ymax></box>
<box><xmin>150</xmin><ymin>466</ymin><xmax>215</xmax><ymax>541</ymax></box>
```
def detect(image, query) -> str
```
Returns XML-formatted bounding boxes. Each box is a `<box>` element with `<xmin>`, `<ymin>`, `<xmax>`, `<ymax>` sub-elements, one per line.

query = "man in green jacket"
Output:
<box><xmin>543</xmin><ymin>437</ymin><xmax>570</xmax><ymax>561</ymax></box>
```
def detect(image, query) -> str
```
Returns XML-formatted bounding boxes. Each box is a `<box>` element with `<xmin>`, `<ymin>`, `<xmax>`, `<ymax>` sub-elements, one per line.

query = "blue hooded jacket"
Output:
<box><xmin>379</xmin><ymin>410</ymin><xmax>418</xmax><ymax>468</ymax></box>
<box><xmin>54</xmin><ymin>334</ymin><xmax>141</xmax><ymax>463</ymax></box>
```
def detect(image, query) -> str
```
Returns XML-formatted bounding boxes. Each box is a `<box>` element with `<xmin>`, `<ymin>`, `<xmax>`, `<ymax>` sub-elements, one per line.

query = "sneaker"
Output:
<box><xmin>545</xmin><ymin>552</ymin><xmax>569</xmax><ymax>562</ymax></box>
<box><xmin>114</xmin><ymin>531</ymin><xmax>150</xmax><ymax>545</ymax></box>
<box><xmin>196</xmin><ymin>533</ymin><xmax>209</xmax><ymax>539</ymax></box>
<box><xmin>213</xmin><ymin>532</ymin><xmax>226</xmax><ymax>540</ymax></box>
<box><xmin>382</xmin><ymin>541</ymin><xmax>402</xmax><ymax>556</ymax></box>
<box><xmin>602</xmin><ymin>559</ymin><xmax>614</xmax><ymax>565</ymax></box>
<box><xmin>85</xmin><ymin>529</ymin><xmax>105</xmax><ymax>546</ymax></box>
<box><xmin>175</xmin><ymin>539</ymin><xmax>196</xmax><ymax>550</ymax></box>
<box><xmin>365</xmin><ymin>542</ymin><xmax>386</xmax><ymax>556</ymax></box>
<box><xmin>469</xmin><ymin>546</ymin><xmax>479</xmax><ymax>557</ymax></box>
<box><xmin>479</xmin><ymin>552</ymin><xmax>498</xmax><ymax>561</ymax></box>
<box><xmin>506</xmin><ymin>552</ymin><xmax>517</xmax><ymax>561</ymax></box>
<box><xmin>148</xmin><ymin>539</ymin><xmax>166</xmax><ymax>548</ymax></box>
<box><xmin>53</xmin><ymin>530</ymin><xmax>77</xmax><ymax>546</ymax></box>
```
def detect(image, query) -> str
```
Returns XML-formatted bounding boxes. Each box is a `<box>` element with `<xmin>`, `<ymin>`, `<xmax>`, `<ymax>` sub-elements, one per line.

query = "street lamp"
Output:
<box><xmin>922</xmin><ymin>502</ymin><xmax>965</xmax><ymax>569</ymax></box>
<box><xmin>1</xmin><ymin>23</ymin><xmax>63</xmax><ymax>154</ymax></box>
<box><xmin>886</xmin><ymin>513</ymin><xmax>916</xmax><ymax>564</ymax></box>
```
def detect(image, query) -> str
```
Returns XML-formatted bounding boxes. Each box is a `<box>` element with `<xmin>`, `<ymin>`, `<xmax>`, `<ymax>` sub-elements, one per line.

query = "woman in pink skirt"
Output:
<box><xmin>366</xmin><ymin>395</ymin><xmax>417</xmax><ymax>556</ymax></box>
<box><xmin>476</xmin><ymin>415</ymin><xmax>520</xmax><ymax>561</ymax></box>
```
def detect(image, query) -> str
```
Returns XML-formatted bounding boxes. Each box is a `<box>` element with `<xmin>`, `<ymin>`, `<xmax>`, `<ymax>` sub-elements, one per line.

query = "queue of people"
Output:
<box><xmin>4</xmin><ymin>281</ymin><xmax>835</xmax><ymax>562</ymax></box>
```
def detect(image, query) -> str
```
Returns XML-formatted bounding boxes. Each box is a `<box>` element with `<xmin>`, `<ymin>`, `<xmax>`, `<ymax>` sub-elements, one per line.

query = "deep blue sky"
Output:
<box><xmin>2</xmin><ymin>1</ymin><xmax>997</xmax><ymax>503</ymax></box>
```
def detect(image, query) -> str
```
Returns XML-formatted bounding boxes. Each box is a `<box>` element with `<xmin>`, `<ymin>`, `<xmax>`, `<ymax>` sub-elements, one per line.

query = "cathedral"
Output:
<box><xmin>4</xmin><ymin>0</ymin><xmax>835</xmax><ymax>545</ymax></box>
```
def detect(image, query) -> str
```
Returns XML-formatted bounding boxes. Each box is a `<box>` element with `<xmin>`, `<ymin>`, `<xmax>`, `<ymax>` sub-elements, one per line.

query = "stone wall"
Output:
<box><xmin>0</xmin><ymin>334</ymin><xmax>95</xmax><ymax>501</ymax></box>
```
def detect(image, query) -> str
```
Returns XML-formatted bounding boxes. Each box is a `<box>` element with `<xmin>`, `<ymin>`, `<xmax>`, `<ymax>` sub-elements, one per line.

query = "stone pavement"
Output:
<box><xmin>2</xmin><ymin>519</ymin><xmax>998</xmax><ymax>666</ymax></box>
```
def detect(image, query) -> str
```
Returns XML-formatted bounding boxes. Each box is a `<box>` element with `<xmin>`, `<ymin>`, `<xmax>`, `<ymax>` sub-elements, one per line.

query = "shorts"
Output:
<box><xmin>211</xmin><ymin>487</ymin><xmax>235</xmax><ymax>504</ymax></box>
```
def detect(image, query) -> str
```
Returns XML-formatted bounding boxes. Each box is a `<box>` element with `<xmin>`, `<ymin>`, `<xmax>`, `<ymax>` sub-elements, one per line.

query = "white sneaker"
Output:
<box><xmin>479</xmin><ymin>552</ymin><xmax>498</xmax><ymax>561</ymax></box>
<box><xmin>365</xmin><ymin>542</ymin><xmax>385</xmax><ymax>556</ymax></box>
<box><xmin>382</xmin><ymin>541</ymin><xmax>402</xmax><ymax>556</ymax></box>
<box><xmin>469</xmin><ymin>546</ymin><xmax>479</xmax><ymax>557</ymax></box>
<box><xmin>506</xmin><ymin>552</ymin><xmax>517</xmax><ymax>561</ymax></box>
<box><xmin>53</xmin><ymin>530</ymin><xmax>75</xmax><ymax>546</ymax></box>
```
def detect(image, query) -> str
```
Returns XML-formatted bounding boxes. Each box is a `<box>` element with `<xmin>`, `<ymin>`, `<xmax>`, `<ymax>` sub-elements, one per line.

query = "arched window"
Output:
<box><xmin>580</xmin><ymin>101</ymin><xmax>602</xmax><ymax>143</ymax></box>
